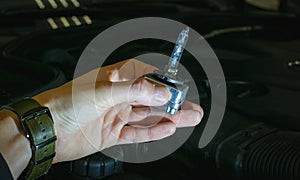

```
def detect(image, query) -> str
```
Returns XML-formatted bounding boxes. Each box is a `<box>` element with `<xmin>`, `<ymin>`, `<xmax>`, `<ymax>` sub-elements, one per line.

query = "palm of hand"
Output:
<box><xmin>35</xmin><ymin>59</ymin><xmax>203</xmax><ymax>163</ymax></box>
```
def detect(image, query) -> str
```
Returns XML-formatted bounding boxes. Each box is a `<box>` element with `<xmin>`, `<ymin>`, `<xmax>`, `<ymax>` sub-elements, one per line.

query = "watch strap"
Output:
<box><xmin>9</xmin><ymin>98</ymin><xmax>56</xmax><ymax>179</ymax></box>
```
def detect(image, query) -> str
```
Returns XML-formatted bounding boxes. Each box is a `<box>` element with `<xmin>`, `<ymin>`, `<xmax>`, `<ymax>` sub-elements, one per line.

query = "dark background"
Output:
<box><xmin>0</xmin><ymin>0</ymin><xmax>300</xmax><ymax>179</ymax></box>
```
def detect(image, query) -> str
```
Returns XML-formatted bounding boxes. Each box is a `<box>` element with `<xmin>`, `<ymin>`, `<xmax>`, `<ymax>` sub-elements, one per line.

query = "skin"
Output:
<box><xmin>0</xmin><ymin>59</ymin><xmax>203</xmax><ymax>179</ymax></box>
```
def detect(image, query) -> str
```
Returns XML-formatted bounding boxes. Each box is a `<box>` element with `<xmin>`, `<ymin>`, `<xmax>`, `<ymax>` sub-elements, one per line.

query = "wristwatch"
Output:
<box><xmin>3</xmin><ymin>98</ymin><xmax>57</xmax><ymax>179</ymax></box>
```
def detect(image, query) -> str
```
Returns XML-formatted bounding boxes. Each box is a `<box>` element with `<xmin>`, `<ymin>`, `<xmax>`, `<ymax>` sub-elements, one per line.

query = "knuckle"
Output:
<box><xmin>147</xmin><ymin>128</ymin><xmax>152</xmax><ymax>141</ymax></box>
<box><xmin>131</xmin><ymin>128</ymin><xmax>137</xmax><ymax>143</ymax></box>
<box><xmin>132</xmin><ymin>78</ymin><xmax>152</xmax><ymax>95</ymax></box>
<box><xmin>133</xmin><ymin>107</ymin><xmax>150</xmax><ymax>119</ymax></box>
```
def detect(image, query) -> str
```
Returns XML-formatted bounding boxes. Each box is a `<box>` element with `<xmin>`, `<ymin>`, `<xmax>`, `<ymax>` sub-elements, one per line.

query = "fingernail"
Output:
<box><xmin>154</xmin><ymin>86</ymin><xmax>169</xmax><ymax>103</ymax></box>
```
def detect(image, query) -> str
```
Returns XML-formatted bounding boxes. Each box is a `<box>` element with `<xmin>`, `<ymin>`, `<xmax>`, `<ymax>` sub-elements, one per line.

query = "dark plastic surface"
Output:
<box><xmin>1</xmin><ymin>3</ymin><xmax>300</xmax><ymax>179</ymax></box>
<box><xmin>0</xmin><ymin>57</ymin><xmax>66</xmax><ymax>106</ymax></box>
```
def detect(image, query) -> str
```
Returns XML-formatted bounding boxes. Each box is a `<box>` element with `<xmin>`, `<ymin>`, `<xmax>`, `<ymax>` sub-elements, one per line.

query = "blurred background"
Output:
<box><xmin>0</xmin><ymin>0</ymin><xmax>300</xmax><ymax>179</ymax></box>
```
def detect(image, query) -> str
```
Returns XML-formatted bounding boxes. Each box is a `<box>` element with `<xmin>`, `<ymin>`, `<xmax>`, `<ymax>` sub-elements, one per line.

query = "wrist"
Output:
<box><xmin>0</xmin><ymin>109</ymin><xmax>32</xmax><ymax>179</ymax></box>
<box><xmin>33</xmin><ymin>93</ymin><xmax>62</xmax><ymax>163</ymax></box>
<box><xmin>2</xmin><ymin>98</ymin><xmax>57</xmax><ymax>179</ymax></box>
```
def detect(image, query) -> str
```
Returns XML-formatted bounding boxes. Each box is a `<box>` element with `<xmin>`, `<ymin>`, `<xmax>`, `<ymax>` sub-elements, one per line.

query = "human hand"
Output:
<box><xmin>33</xmin><ymin>59</ymin><xmax>203</xmax><ymax>163</ymax></box>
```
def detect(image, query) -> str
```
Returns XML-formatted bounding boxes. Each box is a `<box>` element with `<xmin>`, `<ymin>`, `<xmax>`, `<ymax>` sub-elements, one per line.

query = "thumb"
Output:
<box><xmin>102</xmin><ymin>77</ymin><xmax>170</xmax><ymax>106</ymax></box>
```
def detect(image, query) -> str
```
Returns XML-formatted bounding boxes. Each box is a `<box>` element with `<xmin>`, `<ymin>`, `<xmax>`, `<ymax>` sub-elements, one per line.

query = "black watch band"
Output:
<box><xmin>5</xmin><ymin>98</ymin><xmax>57</xmax><ymax>179</ymax></box>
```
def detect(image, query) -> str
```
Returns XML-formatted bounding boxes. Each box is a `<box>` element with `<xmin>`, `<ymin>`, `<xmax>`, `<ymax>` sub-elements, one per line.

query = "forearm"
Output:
<box><xmin>0</xmin><ymin>109</ymin><xmax>31</xmax><ymax>179</ymax></box>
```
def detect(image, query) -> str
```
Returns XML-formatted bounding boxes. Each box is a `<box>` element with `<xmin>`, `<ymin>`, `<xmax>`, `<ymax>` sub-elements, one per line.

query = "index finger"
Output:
<box><xmin>97</xmin><ymin>59</ymin><xmax>157</xmax><ymax>82</ymax></box>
